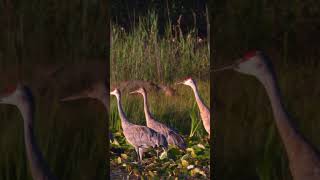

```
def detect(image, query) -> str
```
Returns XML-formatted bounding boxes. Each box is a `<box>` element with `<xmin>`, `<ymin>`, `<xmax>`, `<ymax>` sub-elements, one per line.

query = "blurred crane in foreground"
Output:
<box><xmin>214</xmin><ymin>50</ymin><xmax>320</xmax><ymax>180</ymax></box>
<box><xmin>0</xmin><ymin>85</ymin><xmax>56</xmax><ymax>180</ymax></box>
<box><xmin>60</xmin><ymin>82</ymin><xmax>115</xmax><ymax>142</ymax></box>
<box><xmin>130</xmin><ymin>87</ymin><xmax>186</xmax><ymax>150</ymax></box>
<box><xmin>176</xmin><ymin>78</ymin><xmax>210</xmax><ymax>136</ymax></box>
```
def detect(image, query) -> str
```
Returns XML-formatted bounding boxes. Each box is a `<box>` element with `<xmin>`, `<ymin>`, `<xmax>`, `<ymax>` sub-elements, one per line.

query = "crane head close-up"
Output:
<box><xmin>175</xmin><ymin>77</ymin><xmax>196</xmax><ymax>87</ymax></box>
<box><xmin>214</xmin><ymin>50</ymin><xmax>273</xmax><ymax>79</ymax></box>
<box><xmin>0</xmin><ymin>84</ymin><xmax>34</xmax><ymax>107</ymax></box>
<box><xmin>129</xmin><ymin>87</ymin><xmax>146</xmax><ymax>95</ymax></box>
<box><xmin>110</xmin><ymin>88</ymin><xmax>120</xmax><ymax>97</ymax></box>
<box><xmin>60</xmin><ymin>89</ymin><xmax>89</xmax><ymax>102</ymax></box>
<box><xmin>60</xmin><ymin>82</ymin><xmax>107</xmax><ymax>102</ymax></box>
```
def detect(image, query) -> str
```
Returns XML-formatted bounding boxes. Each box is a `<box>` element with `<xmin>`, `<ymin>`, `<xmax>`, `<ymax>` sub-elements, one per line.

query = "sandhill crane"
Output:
<box><xmin>176</xmin><ymin>78</ymin><xmax>210</xmax><ymax>135</ymax></box>
<box><xmin>130</xmin><ymin>87</ymin><xmax>186</xmax><ymax>150</ymax></box>
<box><xmin>110</xmin><ymin>88</ymin><xmax>168</xmax><ymax>161</ymax></box>
<box><xmin>112</xmin><ymin>80</ymin><xmax>176</xmax><ymax>97</ymax></box>
<box><xmin>59</xmin><ymin>82</ymin><xmax>113</xmax><ymax>141</ymax></box>
<box><xmin>214</xmin><ymin>50</ymin><xmax>320</xmax><ymax>180</ymax></box>
<box><xmin>0</xmin><ymin>84</ymin><xmax>56</xmax><ymax>180</ymax></box>
<box><xmin>60</xmin><ymin>82</ymin><xmax>109</xmax><ymax>111</ymax></box>
<box><xmin>62</xmin><ymin>85</ymin><xmax>168</xmax><ymax>161</ymax></box>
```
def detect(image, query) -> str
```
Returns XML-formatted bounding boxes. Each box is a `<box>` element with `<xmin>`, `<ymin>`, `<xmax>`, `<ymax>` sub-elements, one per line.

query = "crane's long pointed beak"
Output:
<box><xmin>60</xmin><ymin>92</ymin><xmax>88</xmax><ymax>102</ymax></box>
<box><xmin>175</xmin><ymin>81</ymin><xmax>184</xmax><ymax>86</ymax></box>
<box><xmin>0</xmin><ymin>93</ymin><xmax>9</xmax><ymax>103</ymax></box>
<box><xmin>213</xmin><ymin>64</ymin><xmax>235</xmax><ymax>72</ymax></box>
<box><xmin>129</xmin><ymin>90</ymin><xmax>139</xmax><ymax>95</ymax></box>
<box><xmin>214</xmin><ymin>58</ymin><xmax>243</xmax><ymax>72</ymax></box>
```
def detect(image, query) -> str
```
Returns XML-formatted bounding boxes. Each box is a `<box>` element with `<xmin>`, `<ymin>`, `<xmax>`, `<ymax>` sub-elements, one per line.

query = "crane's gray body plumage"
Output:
<box><xmin>111</xmin><ymin>89</ymin><xmax>168</xmax><ymax>161</ymax></box>
<box><xmin>146</xmin><ymin>119</ymin><xmax>186</xmax><ymax>150</ymax></box>
<box><xmin>132</xmin><ymin>88</ymin><xmax>186</xmax><ymax>149</ymax></box>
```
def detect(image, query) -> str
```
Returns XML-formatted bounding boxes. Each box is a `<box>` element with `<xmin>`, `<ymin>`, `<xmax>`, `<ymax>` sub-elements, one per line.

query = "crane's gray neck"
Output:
<box><xmin>115</xmin><ymin>94</ymin><xmax>130</xmax><ymax>128</ymax></box>
<box><xmin>189</xmin><ymin>83</ymin><xmax>208</xmax><ymax>111</ymax></box>
<box><xmin>19</xmin><ymin>101</ymin><xmax>34</xmax><ymax>130</ymax></box>
<box><xmin>18</xmin><ymin>100</ymin><xmax>54</xmax><ymax>180</ymax></box>
<box><xmin>142</xmin><ymin>92</ymin><xmax>153</xmax><ymax>122</ymax></box>
<box><xmin>257</xmin><ymin>69</ymin><xmax>313</xmax><ymax>163</ymax></box>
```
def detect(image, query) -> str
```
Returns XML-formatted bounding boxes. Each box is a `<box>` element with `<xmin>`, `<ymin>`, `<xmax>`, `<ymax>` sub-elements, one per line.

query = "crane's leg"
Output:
<box><xmin>156</xmin><ymin>149</ymin><xmax>159</xmax><ymax>158</ymax></box>
<box><xmin>135</xmin><ymin>147</ymin><xmax>140</xmax><ymax>162</ymax></box>
<box><xmin>162</xmin><ymin>147</ymin><xmax>166</xmax><ymax>152</ymax></box>
<box><xmin>158</xmin><ymin>147</ymin><xmax>167</xmax><ymax>159</ymax></box>
<box><xmin>138</xmin><ymin>148</ymin><xmax>144</xmax><ymax>162</ymax></box>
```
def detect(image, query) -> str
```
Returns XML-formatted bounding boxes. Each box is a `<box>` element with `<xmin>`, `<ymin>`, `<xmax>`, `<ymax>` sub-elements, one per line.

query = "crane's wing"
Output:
<box><xmin>148</xmin><ymin>118</ymin><xmax>177</xmax><ymax>134</ymax></box>
<box><xmin>123</xmin><ymin>125</ymin><xmax>162</xmax><ymax>148</ymax></box>
<box><xmin>167</xmin><ymin>130</ymin><xmax>186</xmax><ymax>149</ymax></box>
<box><xmin>148</xmin><ymin>118</ymin><xmax>186</xmax><ymax>149</ymax></box>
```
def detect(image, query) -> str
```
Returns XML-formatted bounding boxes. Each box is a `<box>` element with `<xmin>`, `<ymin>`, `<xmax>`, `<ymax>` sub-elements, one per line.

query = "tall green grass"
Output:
<box><xmin>110</xmin><ymin>81</ymin><xmax>210</xmax><ymax>136</ymax></box>
<box><xmin>0</xmin><ymin>0</ymin><xmax>106</xmax><ymax>177</ymax></box>
<box><xmin>111</xmin><ymin>11</ymin><xmax>209</xmax><ymax>83</ymax></box>
<box><xmin>189</xmin><ymin>102</ymin><xmax>204</xmax><ymax>137</ymax></box>
<box><xmin>111</xmin><ymin>11</ymin><xmax>210</xmax><ymax>134</ymax></box>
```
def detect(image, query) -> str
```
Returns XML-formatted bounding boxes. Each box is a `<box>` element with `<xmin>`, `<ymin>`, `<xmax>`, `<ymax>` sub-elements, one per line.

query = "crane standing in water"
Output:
<box><xmin>214</xmin><ymin>50</ymin><xmax>320</xmax><ymax>180</ymax></box>
<box><xmin>176</xmin><ymin>78</ymin><xmax>210</xmax><ymax>136</ymax></box>
<box><xmin>0</xmin><ymin>85</ymin><xmax>56</xmax><ymax>180</ymax></box>
<box><xmin>130</xmin><ymin>87</ymin><xmax>186</xmax><ymax>150</ymax></box>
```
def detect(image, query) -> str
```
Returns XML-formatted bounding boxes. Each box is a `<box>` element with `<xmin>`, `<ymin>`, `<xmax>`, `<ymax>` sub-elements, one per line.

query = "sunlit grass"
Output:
<box><xmin>110</xmin><ymin>11</ymin><xmax>210</xmax><ymax>178</ymax></box>
<box><xmin>111</xmin><ymin>11</ymin><xmax>209</xmax><ymax>83</ymax></box>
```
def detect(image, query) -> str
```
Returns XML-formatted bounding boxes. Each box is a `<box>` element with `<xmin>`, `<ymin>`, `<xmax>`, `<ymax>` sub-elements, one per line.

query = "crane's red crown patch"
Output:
<box><xmin>242</xmin><ymin>50</ymin><xmax>258</xmax><ymax>61</ymax></box>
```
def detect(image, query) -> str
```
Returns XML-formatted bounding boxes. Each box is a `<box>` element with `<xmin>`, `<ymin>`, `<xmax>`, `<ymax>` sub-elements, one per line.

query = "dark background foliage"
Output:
<box><xmin>213</xmin><ymin>0</ymin><xmax>320</xmax><ymax>64</ymax></box>
<box><xmin>0</xmin><ymin>0</ymin><xmax>107</xmax><ymax>66</ymax></box>
<box><xmin>111</xmin><ymin>0</ymin><xmax>208</xmax><ymax>37</ymax></box>
<box><xmin>0</xmin><ymin>0</ymin><xmax>108</xmax><ymax>179</ymax></box>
